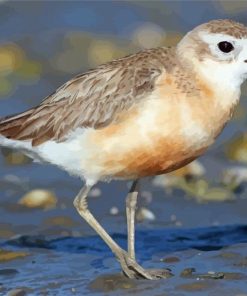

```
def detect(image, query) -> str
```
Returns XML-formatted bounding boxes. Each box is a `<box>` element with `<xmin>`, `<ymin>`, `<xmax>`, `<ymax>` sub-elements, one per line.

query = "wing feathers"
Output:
<box><xmin>0</xmin><ymin>47</ymin><xmax>174</xmax><ymax>146</ymax></box>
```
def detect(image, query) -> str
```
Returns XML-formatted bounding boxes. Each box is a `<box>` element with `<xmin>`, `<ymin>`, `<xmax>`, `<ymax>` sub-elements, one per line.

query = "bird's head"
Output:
<box><xmin>177</xmin><ymin>19</ymin><xmax>247</xmax><ymax>92</ymax></box>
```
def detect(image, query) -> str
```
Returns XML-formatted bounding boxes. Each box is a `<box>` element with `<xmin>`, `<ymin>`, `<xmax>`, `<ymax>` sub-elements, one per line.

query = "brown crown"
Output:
<box><xmin>202</xmin><ymin>19</ymin><xmax>247</xmax><ymax>39</ymax></box>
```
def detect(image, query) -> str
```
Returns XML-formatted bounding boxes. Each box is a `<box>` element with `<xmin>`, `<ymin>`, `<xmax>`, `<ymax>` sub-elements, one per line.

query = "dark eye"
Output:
<box><xmin>218</xmin><ymin>41</ymin><xmax>234</xmax><ymax>53</ymax></box>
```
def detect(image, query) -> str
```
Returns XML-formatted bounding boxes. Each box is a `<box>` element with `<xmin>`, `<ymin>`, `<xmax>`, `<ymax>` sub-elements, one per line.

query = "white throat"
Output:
<box><xmin>194</xmin><ymin>59</ymin><xmax>242</xmax><ymax>111</ymax></box>
<box><xmin>197</xmin><ymin>59</ymin><xmax>242</xmax><ymax>94</ymax></box>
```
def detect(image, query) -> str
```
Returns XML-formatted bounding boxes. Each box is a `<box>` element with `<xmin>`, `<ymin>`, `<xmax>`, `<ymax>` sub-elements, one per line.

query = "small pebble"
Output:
<box><xmin>180</xmin><ymin>267</ymin><xmax>196</xmax><ymax>277</ymax></box>
<box><xmin>136</xmin><ymin>207</ymin><xmax>155</xmax><ymax>222</ymax></box>
<box><xmin>88</xmin><ymin>188</ymin><xmax>101</xmax><ymax>197</ymax></box>
<box><xmin>110</xmin><ymin>206</ymin><xmax>119</xmax><ymax>215</ymax></box>
<box><xmin>187</xmin><ymin>160</ymin><xmax>205</xmax><ymax>176</ymax></box>
<box><xmin>18</xmin><ymin>189</ymin><xmax>57</xmax><ymax>209</ymax></box>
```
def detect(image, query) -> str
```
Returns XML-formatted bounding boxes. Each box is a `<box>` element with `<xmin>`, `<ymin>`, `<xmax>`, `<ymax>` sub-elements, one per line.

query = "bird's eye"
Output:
<box><xmin>217</xmin><ymin>41</ymin><xmax>234</xmax><ymax>53</ymax></box>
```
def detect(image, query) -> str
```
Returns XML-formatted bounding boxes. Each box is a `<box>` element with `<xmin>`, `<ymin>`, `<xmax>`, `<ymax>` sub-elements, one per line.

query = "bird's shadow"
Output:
<box><xmin>3</xmin><ymin>224</ymin><xmax>247</xmax><ymax>262</ymax></box>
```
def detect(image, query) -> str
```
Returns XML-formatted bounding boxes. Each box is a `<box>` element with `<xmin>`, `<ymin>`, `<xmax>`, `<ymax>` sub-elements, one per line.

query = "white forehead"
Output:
<box><xmin>199</xmin><ymin>31</ymin><xmax>247</xmax><ymax>46</ymax></box>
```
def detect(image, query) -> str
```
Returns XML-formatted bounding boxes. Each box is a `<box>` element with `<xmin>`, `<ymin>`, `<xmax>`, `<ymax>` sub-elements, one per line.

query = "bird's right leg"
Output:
<box><xmin>73</xmin><ymin>185</ymin><xmax>156</xmax><ymax>280</ymax></box>
<box><xmin>125</xmin><ymin>180</ymin><xmax>173</xmax><ymax>280</ymax></box>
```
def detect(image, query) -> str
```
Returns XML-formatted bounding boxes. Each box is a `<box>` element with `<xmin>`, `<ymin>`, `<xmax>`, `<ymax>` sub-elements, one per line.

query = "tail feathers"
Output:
<box><xmin>0</xmin><ymin>109</ymin><xmax>34</xmax><ymax>140</ymax></box>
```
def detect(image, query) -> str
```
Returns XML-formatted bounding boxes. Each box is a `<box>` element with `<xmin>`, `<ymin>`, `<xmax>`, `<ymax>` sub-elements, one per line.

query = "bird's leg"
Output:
<box><xmin>73</xmin><ymin>185</ymin><xmax>156</xmax><ymax>279</ymax></box>
<box><xmin>73</xmin><ymin>185</ymin><xmax>121</xmax><ymax>254</ymax></box>
<box><xmin>125</xmin><ymin>180</ymin><xmax>174</xmax><ymax>279</ymax></box>
<box><xmin>74</xmin><ymin>184</ymin><xmax>172</xmax><ymax>280</ymax></box>
<box><xmin>126</xmin><ymin>179</ymin><xmax>139</xmax><ymax>260</ymax></box>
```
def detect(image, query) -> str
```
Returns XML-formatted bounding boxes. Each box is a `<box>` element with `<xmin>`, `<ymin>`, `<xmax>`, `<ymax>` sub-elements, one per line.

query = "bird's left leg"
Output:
<box><xmin>125</xmin><ymin>179</ymin><xmax>173</xmax><ymax>279</ymax></box>
<box><xmin>73</xmin><ymin>184</ymin><xmax>161</xmax><ymax>279</ymax></box>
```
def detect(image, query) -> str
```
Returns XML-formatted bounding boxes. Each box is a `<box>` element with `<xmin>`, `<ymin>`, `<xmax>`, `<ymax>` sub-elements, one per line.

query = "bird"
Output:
<box><xmin>0</xmin><ymin>19</ymin><xmax>247</xmax><ymax>280</ymax></box>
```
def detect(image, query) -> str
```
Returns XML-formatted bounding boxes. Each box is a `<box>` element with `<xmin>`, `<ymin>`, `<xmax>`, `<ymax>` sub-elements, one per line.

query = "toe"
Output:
<box><xmin>117</xmin><ymin>252</ymin><xmax>173</xmax><ymax>280</ymax></box>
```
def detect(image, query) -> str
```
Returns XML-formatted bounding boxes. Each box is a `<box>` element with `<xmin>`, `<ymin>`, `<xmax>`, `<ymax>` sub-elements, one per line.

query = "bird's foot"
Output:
<box><xmin>116</xmin><ymin>251</ymin><xmax>173</xmax><ymax>280</ymax></box>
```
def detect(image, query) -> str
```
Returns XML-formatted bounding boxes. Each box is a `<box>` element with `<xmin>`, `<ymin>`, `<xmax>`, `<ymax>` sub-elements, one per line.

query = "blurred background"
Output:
<box><xmin>1</xmin><ymin>1</ymin><xmax>247</xmax><ymax>295</ymax></box>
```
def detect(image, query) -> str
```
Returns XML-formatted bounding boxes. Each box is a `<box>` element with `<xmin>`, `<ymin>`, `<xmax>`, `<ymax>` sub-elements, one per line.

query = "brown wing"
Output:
<box><xmin>0</xmin><ymin>47</ymin><xmax>174</xmax><ymax>146</ymax></box>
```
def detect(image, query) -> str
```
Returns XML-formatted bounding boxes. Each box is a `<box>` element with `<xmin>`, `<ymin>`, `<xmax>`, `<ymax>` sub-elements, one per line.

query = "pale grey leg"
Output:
<box><xmin>126</xmin><ymin>179</ymin><xmax>138</xmax><ymax>260</ymax></box>
<box><xmin>73</xmin><ymin>186</ymin><xmax>120</xmax><ymax>253</ymax></box>
<box><xmin>73</xmin><ymin>184</ymin><xmax>158</xmax><ymax>280</ymax></box>
<box><xmin>125</xmin><ymin>180</ymin><xmax>174</xmax><ymax>279</ymax></box>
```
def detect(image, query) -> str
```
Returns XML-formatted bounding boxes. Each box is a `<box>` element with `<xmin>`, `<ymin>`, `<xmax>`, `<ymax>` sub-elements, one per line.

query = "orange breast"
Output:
<box><xmin>101</xmin><ymin>136</ymin><xmax>206</xmax><ymax>178</ymax></box>
<box><xmin>83</xmin><ymin>73</ymin><xmax>236</xmax><ymax>180</ymax></box>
